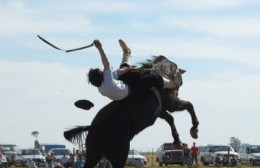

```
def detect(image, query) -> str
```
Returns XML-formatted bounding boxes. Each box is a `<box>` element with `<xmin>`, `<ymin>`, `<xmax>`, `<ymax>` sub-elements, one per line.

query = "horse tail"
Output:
<box><xmin>64</xmin><ymin>125</ymin><xmax>91</xmax><ymax>145</ymax></box>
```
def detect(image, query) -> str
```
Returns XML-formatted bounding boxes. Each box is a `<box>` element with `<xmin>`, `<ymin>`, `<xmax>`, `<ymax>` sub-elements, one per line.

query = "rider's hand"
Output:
<box><xmin>93</xmin><ymin>40</ymin><xmax>102</xmax><ymax>49</ymax></box>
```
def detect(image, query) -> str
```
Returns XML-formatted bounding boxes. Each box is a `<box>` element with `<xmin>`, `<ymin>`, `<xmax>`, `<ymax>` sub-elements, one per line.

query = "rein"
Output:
<box><xmin>150</xmin><ymin>87</ymin><xmax>162</xmax><ymax>116</ymax></box>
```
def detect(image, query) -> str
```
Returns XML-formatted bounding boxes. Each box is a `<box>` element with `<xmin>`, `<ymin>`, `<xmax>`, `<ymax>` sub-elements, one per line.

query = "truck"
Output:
<box><xmin>156</xmin><ymin>143</ymin><xmax>183</xmax><ymax>166</ymax></box>
<box><xmin>39</xmin><ymin>144</ymin><xmax>65</xmax><ymax>155</ymax></box>
<box><xmin>202</xmin><ymin>144</ymin><xmax>240</xmax><ymax>166</ymax></box>
<box><xmin>239</xmin><ymin>143</ymin><xmax>260</xmax><ymax>166</ymax></box>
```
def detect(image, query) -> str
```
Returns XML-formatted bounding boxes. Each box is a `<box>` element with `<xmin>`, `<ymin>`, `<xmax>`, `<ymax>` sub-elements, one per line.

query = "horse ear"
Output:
<box><xmin>179</xmin><ymin>68</ymin><xmax>186</xmax><ymax>74</ymax></box>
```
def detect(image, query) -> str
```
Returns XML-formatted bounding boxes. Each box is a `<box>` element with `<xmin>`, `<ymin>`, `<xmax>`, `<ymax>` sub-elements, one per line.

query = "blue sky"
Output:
<box><xmin>1</xmin><ymin>0</ymin><xmax>260</xmax><ymax>151</ymax></box>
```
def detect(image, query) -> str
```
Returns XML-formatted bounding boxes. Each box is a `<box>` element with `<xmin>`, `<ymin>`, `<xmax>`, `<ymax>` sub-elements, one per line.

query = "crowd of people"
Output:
<box><xmin>45</xmin><ymin>152</ymin><xmax>85</xmax><ymax>168</ymax></box>
<box><xmin>24</xmin><ymin>152</ymin><xmax>84</xmax><ymax>168</ymax></box>
<box><xmin>214</xmin><ymin>153</ymin><xmax>238</xmax><ymax>167</ymax></box>
<box><xmin>182</xmin><ymin>142</ymin><xmax>238</xmax><ymax>167</ymax></box>
<box><xmin>182</xmin><ymin>142</ymin><xmax>199</xmax><ymax>167</ymax></box>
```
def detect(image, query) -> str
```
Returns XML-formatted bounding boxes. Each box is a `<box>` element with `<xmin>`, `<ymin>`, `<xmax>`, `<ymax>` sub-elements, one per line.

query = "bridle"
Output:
<box><xmin>150</xmin><ymin>87</ymin><xmax>162</xmax><ymax>116</ymax></box>
<box><xmin>173</xmin><ymin>68</ymin><xmax>183</xmax><ymax>90</ymax></box>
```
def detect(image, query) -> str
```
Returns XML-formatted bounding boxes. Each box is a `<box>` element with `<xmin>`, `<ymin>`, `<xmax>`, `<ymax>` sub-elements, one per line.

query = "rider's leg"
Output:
<box><xmin>119</xmin><ymin>39</ymin><xmax>131</xmax><ymax>68</ymax></box>
<box><xmin>129</xmin><ymin>74</ymin><xmax>177</xmax><ymax>96</ymax></box>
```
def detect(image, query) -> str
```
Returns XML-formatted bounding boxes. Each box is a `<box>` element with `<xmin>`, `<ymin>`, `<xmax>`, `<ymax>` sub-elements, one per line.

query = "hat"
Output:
<box><xmin>74</xmin><ymin>99</ymin><xmax>94</xmax><ymax>110</ymax></box>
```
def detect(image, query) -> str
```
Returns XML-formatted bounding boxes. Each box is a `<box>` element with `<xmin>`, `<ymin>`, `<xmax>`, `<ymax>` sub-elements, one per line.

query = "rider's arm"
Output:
<box><xmin>94</xmin><ymin>40</ymin><xmax>110</xmax><ymax>70</ymax></box>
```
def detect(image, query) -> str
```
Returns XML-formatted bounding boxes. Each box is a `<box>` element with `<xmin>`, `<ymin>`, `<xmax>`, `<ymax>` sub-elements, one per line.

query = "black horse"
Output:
<box><xmin>64</xmin><ymin>55</ymin><xmax>199</xmax><ymax>168</ymax></box>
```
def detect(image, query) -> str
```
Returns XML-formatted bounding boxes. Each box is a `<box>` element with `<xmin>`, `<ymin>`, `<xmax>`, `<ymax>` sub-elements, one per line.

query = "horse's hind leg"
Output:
<box><xmin>83</xmin><ymin>152</ymin><xmax>102</xmax><ymax>168</ymax></box>
<box><xmin>159</xmin><ymin>111</ymin><xmax>182</xmax><ymax>148</ymax></box>
<box><xmin>105</xmin><ymin>141</ymin><xmax>130</xmax><ymax>168</ymax></box>
<box><xmin>174</xmin><ymin>98</ymin><xmax>199</xmax><ymax>139</ymax></box>
<box><xmin>84</xmin><ymin>137</ymin><xmax>103</xmax><ymax>168</ymax></box>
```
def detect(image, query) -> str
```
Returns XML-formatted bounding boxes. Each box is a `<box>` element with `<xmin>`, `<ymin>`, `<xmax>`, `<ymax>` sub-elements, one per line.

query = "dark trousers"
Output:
<box><xmin>129</xmin><ymin>74</ymin><xmax>164</xmax><ymax>95</ymax></box>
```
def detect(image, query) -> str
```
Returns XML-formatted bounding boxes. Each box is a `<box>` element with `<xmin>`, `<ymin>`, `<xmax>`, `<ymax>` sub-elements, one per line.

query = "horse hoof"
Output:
<box><xmin>190</xmin><ymin>128</ymin><xmax>198</xmax><ymax>139</ymax></box>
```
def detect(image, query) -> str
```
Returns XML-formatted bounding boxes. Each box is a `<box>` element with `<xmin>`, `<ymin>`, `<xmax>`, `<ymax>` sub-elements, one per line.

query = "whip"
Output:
<box><xmin>37</xmin><ymin>35</ymin><xmax>94</xmax><ymax>53</ymax></box>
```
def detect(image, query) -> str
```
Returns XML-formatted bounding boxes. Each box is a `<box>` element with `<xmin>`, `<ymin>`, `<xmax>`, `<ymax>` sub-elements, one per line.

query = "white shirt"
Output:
<box><xmin>98</xmin><ymin>67</ymin><xmax>129</xmax><ymax>100</ymax></box>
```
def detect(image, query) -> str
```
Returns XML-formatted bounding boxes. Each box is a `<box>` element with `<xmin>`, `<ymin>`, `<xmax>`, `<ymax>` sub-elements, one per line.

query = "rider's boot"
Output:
<box><xmin>119</xmin><ymin>39</ymin><xmax>131</xmax><ymax>68</ymax></box>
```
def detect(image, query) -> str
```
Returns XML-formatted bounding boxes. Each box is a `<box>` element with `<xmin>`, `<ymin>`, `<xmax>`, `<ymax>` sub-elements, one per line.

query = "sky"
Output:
<box><xmin>1</xmin><ymin>0</ymin><xmax>260</xmax><ymax>152</ymax></box>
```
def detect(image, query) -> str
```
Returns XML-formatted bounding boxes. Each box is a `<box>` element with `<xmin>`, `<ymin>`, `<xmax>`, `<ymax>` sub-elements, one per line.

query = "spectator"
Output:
<box><xmin>26</xmin><ymin>159</ymin><xmax>37</xmax><ymax>168</ymax></box>
<box><xmin>182</xmin><ymin>144</ymin><xmax>190</xmax><ymax>166</ymax></box>
<box><xmin>60</xmin><ymin>153</ymin><xmax>69</xmax><ymax>168</ymax></box>
<box><xmin>215</xmin><ymin>154</ymin><xmax>223</xmax><ymax>167</ymax></box>
<box><xmin>230</xmin><ymin>156</ymin><xmax>238</xmax><ymax>167</ymax></box>
<box><xmin>70</xmin><ymin>154</ymin><xmax>76</xmax><ymax>167</ymax></box>
<box><xmin>46</xmin><ymin>152</ymin><xmax>56</xmax><ymax>168</ymax></box>
<box><xmin>74</xmin><ymin>155</ymin><xmax>85</xmax><ymax>168</ymax></box>
<box><xmin>190</xmin><ymin>142</ymin><xmax>199</xmax><ymax>166</ymax></box>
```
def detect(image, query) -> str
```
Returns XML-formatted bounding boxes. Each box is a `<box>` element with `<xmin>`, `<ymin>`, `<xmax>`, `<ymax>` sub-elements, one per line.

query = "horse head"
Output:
<box><xmin>139</xmin><ymin>55</ymin><xmax>185</xmax><ymax>112</ymax></box>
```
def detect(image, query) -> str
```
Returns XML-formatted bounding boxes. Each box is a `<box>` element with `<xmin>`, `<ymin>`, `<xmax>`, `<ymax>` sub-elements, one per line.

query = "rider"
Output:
<box><xmin>88</xmin><ymin>39</ymin><xmax>179</xmax><ymax>100</ymax></box>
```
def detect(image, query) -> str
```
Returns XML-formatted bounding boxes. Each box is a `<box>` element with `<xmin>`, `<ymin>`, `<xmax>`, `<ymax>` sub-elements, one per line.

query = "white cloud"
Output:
<box><xmin>129</xmin><ymin>37</ymin><xmax>260</xmax><ymax>69</ymax></box>
<box><xmin>168</xmin><ymin>0</ymin><xmax>257</xmax><ymax>10</ymax></box>
<box><xmin>163</xmin><ymin>16</ymin><xmax>260</xmax><ymax>38</ymax></box>
<box><xmin>0</xmin><ymin>1</ymin><xmax>91</xmax><ymax>37</ymax></box>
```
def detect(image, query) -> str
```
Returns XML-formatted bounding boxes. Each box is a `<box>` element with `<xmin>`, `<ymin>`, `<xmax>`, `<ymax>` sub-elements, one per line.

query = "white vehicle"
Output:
<box><xmin>0</xmin><ymin>144</ymin><xmax>18</xmax><ymax>166</ymax></box>
<box><xmin>18</xmin><ymin>148</ymin><xmax>46</xmax><ymax>167</ymax></box>
<box><xmin>239</xmin><ymin>143</ymin><xmax>260</xmax><ymax>165</ymax></box>
<box><xmin>156</xmin><ymin>143</ymin><xmax>183</xmax><ymax>166</ymax></box>
<box><xmin>202</xmin><ymin>144</ymin><xmax>240</xmax><ymax>166</ymax></box>
<box><xmin>198</xmin><ymin>146</ymin><xmax>206</xmax><ymax>162</ymax></box>
<box><xmin>126</xmin><ymin>150</ymin><xmax>147</xmax><ymax>167</ymax></box>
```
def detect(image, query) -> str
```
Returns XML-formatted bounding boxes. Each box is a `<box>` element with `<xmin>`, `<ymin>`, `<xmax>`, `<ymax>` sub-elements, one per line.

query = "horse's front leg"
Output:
<box><xmin>173</xmin><ymin>98</ymin><xmax>199</xmax><ymax>139</ymax></box>
<box><xmin>159</xmin><ymin>110</ymin><xmax>182</xmax><ymax>148</ymax></box>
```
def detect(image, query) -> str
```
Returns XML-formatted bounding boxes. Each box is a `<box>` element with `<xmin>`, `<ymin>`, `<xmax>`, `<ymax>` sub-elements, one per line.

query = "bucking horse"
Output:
<box><xmin>64</xmin><ymin>55</ymin><xmax>199</xmax><ymax>168</ymax></box>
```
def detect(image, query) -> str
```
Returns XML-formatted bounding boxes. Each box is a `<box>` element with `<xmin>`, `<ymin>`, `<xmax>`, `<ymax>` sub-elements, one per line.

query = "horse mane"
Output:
<box><xmin>138</xmin><ymin>55</ymin><xmax>178</xmax><ymax>79</ymax></box>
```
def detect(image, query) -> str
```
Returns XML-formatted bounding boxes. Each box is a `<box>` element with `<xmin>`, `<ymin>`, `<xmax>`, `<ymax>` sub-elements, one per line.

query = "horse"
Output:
<box><xmin>64</xmin><ymin>55</ymin><xmax>199</xmax><ymax>168</ymax></box>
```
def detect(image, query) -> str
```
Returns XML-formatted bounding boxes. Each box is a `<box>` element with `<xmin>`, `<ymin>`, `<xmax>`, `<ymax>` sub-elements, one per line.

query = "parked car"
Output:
<box><xmin>126</xmin><ymin>150</ymin><xmax>147</xmax><ymax>167</ymax></box>
<box><xmin>0</xmin><ymin>144</ymin><xmax>18</xmax><ymax>152</ymax></box>
<box><xmin>239</xmin><ymin>143</ymin><xmax>260</xmax><ymax>165</ymax></box>
<box><xmin>3</xmin><ymin>151</ymin><xmax>16</xmax><ymax>166</ymax></box>
<box><xmin>202</xmin><ymin>144</ymin><xmax>240</xmax><ymax>166</ymax></box>
<box><xmin>0</xmin><ymin>153</ymin><xmax>8</xmax><ymax>168</ymax></box>
<box><xmin>156</xmin><ymin>143</ymin><xmax>183</xmax><ymax>166</ymax></box>
<box><xmin>14</xmin><ymin>153</ymin><xmax>26</xmax><ymax>167</ymax></box>
<box><xmin>15</xmin><ymin>149</ymin><xmax>46</xmax><ymax>167</ymax></box>
<box><xmin>198</xmin><ymin>146</ymin><xmax>206</xmax><ymax>162</ymax></box>
<box><xmin>0</xmin><ymin>144</ymin><xmax>18</xmax><ymax>167</ymax></box>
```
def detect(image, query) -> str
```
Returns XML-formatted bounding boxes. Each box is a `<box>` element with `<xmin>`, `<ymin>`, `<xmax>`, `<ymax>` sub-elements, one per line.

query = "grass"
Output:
<box><xmin>10</xmin><ymin>154</ymin><xmax>254</xmax><ymax>168</ymax></box>
<box><xmin>140</xmin><ymin>153</ymin><xmax>253</xmax><ymax>168</ymax></box>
